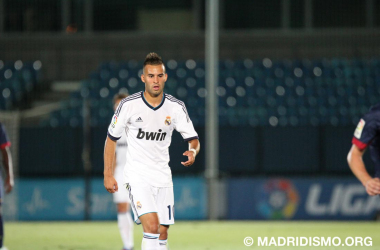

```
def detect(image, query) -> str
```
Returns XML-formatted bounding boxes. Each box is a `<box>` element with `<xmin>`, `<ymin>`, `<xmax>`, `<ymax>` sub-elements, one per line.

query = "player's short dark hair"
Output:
<box><xmin>143</xmin><ymin>52</ymin><xmax>164</xmax><ymax>67</ymax></box>
<box><xmin>113</xmin><ymin>93</ymin><xmax>128</xmax><ymax>104</ymax></box>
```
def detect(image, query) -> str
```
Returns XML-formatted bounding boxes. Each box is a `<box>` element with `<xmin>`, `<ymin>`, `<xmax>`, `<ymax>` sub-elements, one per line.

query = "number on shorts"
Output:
<box><xmin>167</xmin><ymin>205</ymin><xmax>171</xmax><ymax>220</ymax></box>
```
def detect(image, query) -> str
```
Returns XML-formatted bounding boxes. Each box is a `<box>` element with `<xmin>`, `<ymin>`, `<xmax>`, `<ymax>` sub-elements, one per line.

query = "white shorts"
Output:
<box><xmin>113</xmin><ymin>170</ymin><xmax>131</xmax><ymax>204</ymax></box>
<box><xmin>126</xmin><ymin>182</ymin><xmax>174</xmax><ymax>225</ymax></box>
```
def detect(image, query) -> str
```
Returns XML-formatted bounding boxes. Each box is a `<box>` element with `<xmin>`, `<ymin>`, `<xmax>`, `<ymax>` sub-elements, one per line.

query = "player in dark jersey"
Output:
<box><xmin>0</xmin><ymin>123</ymin><xmax>14</xmax><ymax>250</ymax></box>
<box><xmin>348</xmin><ymin>103</ymin><xmax>380</xmax><ymax>196</ymax></box>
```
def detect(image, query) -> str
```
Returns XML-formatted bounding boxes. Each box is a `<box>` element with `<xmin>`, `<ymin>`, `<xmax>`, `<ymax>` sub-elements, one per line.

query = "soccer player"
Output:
<box><xmin>348</xmin><ymin>103</ymin><xmax>380</xmax><ymax>196</ymax></box>
<box><xmin>112</xmin><ymin>93</ymin><xmax>134</xmax><ymax>250</ymax></box>
<box><xmin>0</xmin><ymin>123</ymin><xmax>14</xmax><ymax>250</ymax></box>
<box><xmin>104</xmin><ymin>52</ymin><xmax>200</xmax><ymax>250</ymax></box>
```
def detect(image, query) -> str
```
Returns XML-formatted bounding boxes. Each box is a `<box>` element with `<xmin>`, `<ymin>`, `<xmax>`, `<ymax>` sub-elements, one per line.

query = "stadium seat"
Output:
<box><xmin>42</xmin><ymin>58</ymin><xmax>380</xmax><ymax>127</ymax></box>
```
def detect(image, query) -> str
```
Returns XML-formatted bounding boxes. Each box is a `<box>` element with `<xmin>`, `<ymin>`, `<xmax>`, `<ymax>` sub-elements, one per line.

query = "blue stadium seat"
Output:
<box><xmin>43</xmin><ymin>58</ymin><xmax>380</xmax><ymax>127</ymax></box>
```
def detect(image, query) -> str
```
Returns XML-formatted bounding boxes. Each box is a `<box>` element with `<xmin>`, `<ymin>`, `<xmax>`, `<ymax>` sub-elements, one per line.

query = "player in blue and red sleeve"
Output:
<box><xmin>347</xmin><ymin>103</ymin><xmax>380</xmax><ymax>196</ymax></box>
<box><xmin>0</xmin><ymin>122</ymin><xmax>14</xmax><ymax>250</ymax></box>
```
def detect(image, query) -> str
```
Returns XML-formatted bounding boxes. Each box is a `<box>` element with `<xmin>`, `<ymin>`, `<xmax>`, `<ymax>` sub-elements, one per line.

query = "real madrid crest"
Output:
<box><xmin>165</xmin><ymin>116</ymin><xmax>171</xmax><ymax>126</ymax></box>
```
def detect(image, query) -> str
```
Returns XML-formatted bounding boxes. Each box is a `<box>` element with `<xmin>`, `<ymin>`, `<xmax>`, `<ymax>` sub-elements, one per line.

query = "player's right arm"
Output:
<box><xmin>347</xmin><ymin>144</ymin><xmax>380</xmax><ymax>195</ymax></box>
<box><xmin>104</xmin><ymin>99</ymin><xmax>129</xmax><ymax>193</ymax></box>
<box><xmin>104</xmin><ymin>136</ymin><xmax>118</xmax><ymax>193</ymax></box>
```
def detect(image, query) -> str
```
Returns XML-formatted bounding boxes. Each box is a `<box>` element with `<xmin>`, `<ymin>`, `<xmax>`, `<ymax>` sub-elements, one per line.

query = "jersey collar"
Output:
<box><xmin>141</xmin><ymin>91</ymin><xmax>165</xmax><ymax>111</ymax></box>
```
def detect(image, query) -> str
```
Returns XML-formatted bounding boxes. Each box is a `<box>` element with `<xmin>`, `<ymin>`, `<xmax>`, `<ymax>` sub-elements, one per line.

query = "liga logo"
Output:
<box><xmin>112</xmin><ymin>115</ymin><xmax>118</xmax><ymax>127</ymax></box>
<box><xmin>165</xmin><ymin>116</ymin><xmax>171</xmax><ymax>126</ymax></box>
<box><xmin>257</xmin><ymin>179</ymin><xmax>299</xmax><ymax>219</ymax></box>
<box><xmin>354</xmin><ymin>118</ymin><xmax>365</xmax><ymax>139</ymax></box>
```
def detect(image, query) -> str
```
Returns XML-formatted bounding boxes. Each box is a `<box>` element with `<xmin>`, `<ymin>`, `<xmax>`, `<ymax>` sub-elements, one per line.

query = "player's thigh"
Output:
<box><xmin>127</xmin><ymin>183</ymin><xmax>158</xmax><ymax>225</ymax></box>
<box><xmin>157</xmin><ymin>186</ymin><xmax>175</xmax><ymax>225</ymax></box>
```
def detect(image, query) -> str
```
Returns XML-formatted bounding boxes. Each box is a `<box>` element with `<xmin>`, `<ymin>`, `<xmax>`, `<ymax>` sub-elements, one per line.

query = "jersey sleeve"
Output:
<box><xmin>174</xmin><ymin>104</ymin><xmax>199</xmax><ymax>142</ymax></box>
<box><xmin>352</xmin><ymin>113</ymin><xmax>378</xmax><ymax>150</ymax></box>
<box><xmin>0</xmin><ymin>124</ymin><xmax>11</xmax><ymax>149</ymax></box>
<box><xmin>107</xmin><ymin>101</ymin><xmax>128</xmax><ymax>141</ymax></box>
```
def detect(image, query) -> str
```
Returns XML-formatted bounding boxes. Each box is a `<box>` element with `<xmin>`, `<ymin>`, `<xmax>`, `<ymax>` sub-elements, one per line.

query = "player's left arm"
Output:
<box><xmin>174</xmin><ymin>103</ymin><xmax>200</xmax><ymax>167</ymax></box>
<box><xmin>1</xmin><ymin>146</ymin><xmax>14</xmax><ymax>193</ymax></box>
<box><xmin>349</xmin><ymin>114</ymin><xmax>380</xmax><ymax>195</ymax></box>
<box><xmin>0</xmin><ymin>124</ymin><xmax>13</xmax><ymax>193</ymax></box>
<box><xmin>181</xmin><ymin>139</ymin><xmax>200</xmax><ymax>167</ymax></box>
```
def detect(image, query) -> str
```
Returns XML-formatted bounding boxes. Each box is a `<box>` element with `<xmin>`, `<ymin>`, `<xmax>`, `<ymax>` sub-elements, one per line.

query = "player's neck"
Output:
<box><xmin>143</xmin><ymin>91</ymin><xmax>164</xmax><ymax>108</ymax></box>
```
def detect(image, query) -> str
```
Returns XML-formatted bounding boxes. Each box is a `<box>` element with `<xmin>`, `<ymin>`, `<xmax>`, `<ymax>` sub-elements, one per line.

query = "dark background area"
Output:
<box><xmin>18</xmin><ymin>125</ymin><xmax>373</xmax><ymax>177</ymax></box>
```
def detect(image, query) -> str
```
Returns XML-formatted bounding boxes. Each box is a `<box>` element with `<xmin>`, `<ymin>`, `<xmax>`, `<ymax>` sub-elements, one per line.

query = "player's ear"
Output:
<box><xmin>141</xmin><ymin>74</ymin><xmax>145</xmax><ymax>83</ymax></box>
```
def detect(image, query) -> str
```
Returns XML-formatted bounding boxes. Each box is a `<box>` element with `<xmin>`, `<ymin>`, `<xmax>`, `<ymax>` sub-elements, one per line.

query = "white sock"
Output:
<box><xmin>117</xmin><ymin>212</ymin><xmax>134</xmax><ymax>249</ymax></box>
<box><xmin>142</xmin><ymin>232</ymin><xmax>159</xmax><ymax>250</ymax></box>
<box><xmin>159</xmin><ymin>239</ymin><xmax>168</xmax><ymax>250</ymax></box>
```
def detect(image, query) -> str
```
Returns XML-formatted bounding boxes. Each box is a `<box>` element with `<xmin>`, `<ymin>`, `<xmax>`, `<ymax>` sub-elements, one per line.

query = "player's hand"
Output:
<box><xmin>365</xmin><ymin>178</ymin><xmax>380</xmax><ymax>196</ymax></box>
<box><xmin>181</xmin><ymin>150</ymin><xmax>195</xmax><ymax>167</ymax></box>
<box><xmin>4</xmin><ymin>176</ymin><xmax>13</xmax><ymax>193</ymax></box>
<box><xmin>104</xmin><ymin>175</ymin><xmax>118</xmax><ymax>193</ymax></box>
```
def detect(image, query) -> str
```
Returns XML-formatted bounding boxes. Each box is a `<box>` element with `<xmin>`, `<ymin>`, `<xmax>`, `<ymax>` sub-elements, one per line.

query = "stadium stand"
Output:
<box><xmin>42</xmin><ymin>58</ymin><xmax>380</xmax><ymax>128</ymax></box>
<box><xmin>0</xmin><ymin>60</ymin><xmax>43</xmax><ymax>111</ymax></box>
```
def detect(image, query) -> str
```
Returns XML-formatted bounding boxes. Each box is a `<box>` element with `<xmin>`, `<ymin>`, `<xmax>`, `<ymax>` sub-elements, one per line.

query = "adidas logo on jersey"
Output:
<box><xmin>137</xmin><ymin>128</ymin><xmax>167</xmax><ymax>141</ymax></box>
<box><xmin>136</xmin><ymin>117</ymin><xmax>143</xmax><ymax>122</ymax></box>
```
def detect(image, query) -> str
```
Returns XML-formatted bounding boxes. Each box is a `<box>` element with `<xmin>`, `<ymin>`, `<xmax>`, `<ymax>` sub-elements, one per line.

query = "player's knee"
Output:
<box><xmin>160</xmin><ymin>231</ymin><xmax>168</xmax><ymax>239</ymax></box>
<box><xmin>117</xmin><ymin>203</ymin><xmax>128</xmax><ymax>213</ymax></box>
<box><xmin>145</xmin><ymin>221</ymin><xmax>160</xmax><ymax>234</ymax></box>
<box><xmin>159</xmin><ymin>225</ymin><xmax>169</xmax><ymax>239</ymax></box>
<box><xmin>118</xmin><ymin>208</ymin><xmax>127</xmax><ymax>213</ymax></box>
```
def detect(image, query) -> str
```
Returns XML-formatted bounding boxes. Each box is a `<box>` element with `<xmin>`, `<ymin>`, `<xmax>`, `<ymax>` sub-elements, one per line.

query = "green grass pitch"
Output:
<box><xmin>5</xmin><ymin>221</ymin><xmax>380</xmax><ymax>250</ymax></box>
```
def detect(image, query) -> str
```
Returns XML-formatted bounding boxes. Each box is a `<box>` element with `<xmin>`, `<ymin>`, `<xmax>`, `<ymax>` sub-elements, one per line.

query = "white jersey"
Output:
<box><xmin>108</xmin><ymin>91</ymin><xmax>199</xmax><ymax>187</ymax></box>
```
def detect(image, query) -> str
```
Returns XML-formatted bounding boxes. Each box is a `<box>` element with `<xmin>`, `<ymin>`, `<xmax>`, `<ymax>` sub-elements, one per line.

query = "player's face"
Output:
<box><xmin>113</xmin><ymin>98</ymin><xmax>122</xmax><ymax>112</ymax></box>
<box><xmin>141</xmin><ymin>64</ymin><xmax>167</xmax><ymax>97</ymax></box>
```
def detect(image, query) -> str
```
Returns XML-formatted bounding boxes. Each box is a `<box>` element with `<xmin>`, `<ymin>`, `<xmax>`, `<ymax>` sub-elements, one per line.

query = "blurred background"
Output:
<box><xmin>1</xmin><ymin>0</ymin><xmax>380</xmax><ymax>222</ymax></box>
